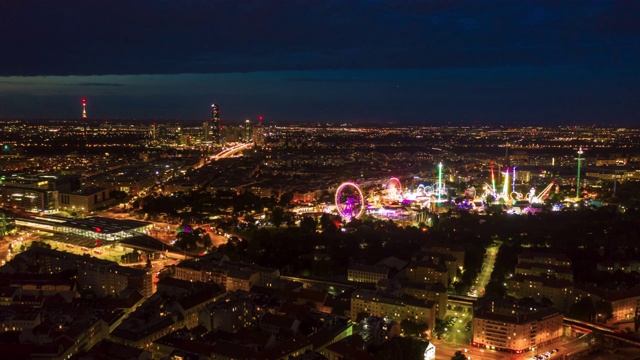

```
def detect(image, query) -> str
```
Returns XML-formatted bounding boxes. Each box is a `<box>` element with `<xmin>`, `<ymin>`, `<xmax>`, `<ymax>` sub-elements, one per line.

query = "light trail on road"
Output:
<box><xmin>211</xmin><ymin>142</ymin><xmax>252</xmax><ymax>161</ymax></box>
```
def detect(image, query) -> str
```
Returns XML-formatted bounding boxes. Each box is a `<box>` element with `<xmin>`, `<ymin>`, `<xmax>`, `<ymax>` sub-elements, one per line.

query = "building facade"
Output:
<box><xmin>350</xmin><ymin>289</ymin><xmax>436</xmax><ymax>331</ymax></box>
<box><xmin>347</xmin><ymin>264</ymin><xmax>388</xmax><ymax>284</ymax></box>
<box><xmin>59</xmin><ymin>186</ymin><xmax>115</xmax><ymax>213</ymax></box>
<box><xmin>473</xmin><ymin>303</ymin><xmax>562</xmax><ymax>353</ymax></box>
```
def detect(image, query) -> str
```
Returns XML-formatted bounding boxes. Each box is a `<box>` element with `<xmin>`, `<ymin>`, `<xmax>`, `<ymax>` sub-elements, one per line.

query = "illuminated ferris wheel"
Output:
<box><xmin>335</xmin><ymin>182</ymin><xmax>366</xmax><ymax>220</ymax></box>
<box><xmin>386</xmin><ymin>177</ymin><xmax>402</xmax><ymax>200</ymax></box>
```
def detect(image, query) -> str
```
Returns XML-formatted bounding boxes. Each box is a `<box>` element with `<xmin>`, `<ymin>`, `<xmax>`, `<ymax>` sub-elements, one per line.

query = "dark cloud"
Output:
<box><xmin>1</xmin><ymin>1</ymin><xmax>638</xmax><ymax>125</ymax></box>
<box><xmin>1</xmin><ymin>0</ymin><xmax>638</xmax><ymax>76</ymax></box>
<box><xmin>0</xmin><ymin>80</ymin><xmax>37</xmax><ymax>85</ymax></box>
<box><xmin>71</xmin><ymin>82</ymin><xmax>124</xmax><ymax>87</ymax></box>
<box><xmin>285</xmin><ymin>77</ymin><xmax>376</xmax><ymax>83</ymax></box>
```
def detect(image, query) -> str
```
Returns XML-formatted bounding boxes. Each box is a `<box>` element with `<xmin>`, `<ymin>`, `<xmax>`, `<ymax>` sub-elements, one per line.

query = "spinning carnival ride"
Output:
<box><xmin>335</xmin><ymin>182</ymin><xmax>366</xmax><ymax>220</ymax></box>
<box><xmin>335</xmin><ymin>175</ymin><xmax>448</xmax><ymax>222</ymax></box>
<box><xmin>385</xmin><ymin>177</ymin><xmax>403</xmax><ymax>202</ymax></box>
<box><xmin>333</xmin><ymin>164</ymin><xmax>449</xmax><ymax>222</ymax></box>
<box><xmin>332</xmin><ymin>163</ymin><xmax>558</xmax><ymax>222</ymax></box>
<box><xmin>466</xmin><ymin>166</ymin><xmax>556</xmax><ymax>207</ymax></box>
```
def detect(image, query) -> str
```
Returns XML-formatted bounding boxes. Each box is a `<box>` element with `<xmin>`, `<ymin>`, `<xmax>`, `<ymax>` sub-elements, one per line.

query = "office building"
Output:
<box><xmin>211</xmin><ymin>104</ymin><xmax>221</xmax><ymax>145</ymax></box>
<box><xmin>244</xmin><ymin>119</ymin><xmax>252</xmax><ymax>141</ymax></box>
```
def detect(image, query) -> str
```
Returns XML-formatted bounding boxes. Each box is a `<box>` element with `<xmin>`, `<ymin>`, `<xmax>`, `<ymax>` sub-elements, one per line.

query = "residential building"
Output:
<box><xmin>574</xmin><ymin>284</ymin><xmax>640</xmax><ymax>323</ymax></box>
<box><xmin>350</xmin><ymin>289</ymin><xmax>436</xmax><ymax>331</ymax></box>
<box><xmin>507</xmin><ymin>274</ymin><xmax>574</xmax><ymax>311</ymax></box>
<box><xmin>348</xmin><ymin>264</ymin><xmax>388</xmax><ymax>284</ymax></box>
<box><xmin>11</xmin><ymin>247</ymin><xmax>152</xmax><ymax>298</ymax></box>
<box><xmin>473</xmin><ymin>300</ymin><xmax>562</xmax><ymax>353</ymax></box>
<box><xmin>518</xmin><ymin>252</ymin><xmax>572</xmax><ymax>268</ymax></box>
<box><xmin>173</xmin><ymin>253</ymin><xmax>279</xmax><ymax>292</ymax></box>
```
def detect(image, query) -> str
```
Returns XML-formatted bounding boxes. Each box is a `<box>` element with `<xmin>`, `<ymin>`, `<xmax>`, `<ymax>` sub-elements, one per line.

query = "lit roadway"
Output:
<box><xmin>94</xmin><ymin>144</ymin><xmax>255</xmax><ymax>253</ymax></box>
<box><xmin>436</xmin><ymin>241</ymin><xmax>502</xmax><ymax>357</ymax></box>
<box><xmin>440</xmin><ymin>311</ymin><xmax>473</xmax><ymax>351</ymax></box>
<box><xmin>470</xmin><ymin>241</ymin><xmax>501</xmax><ymax>297</ymax></box>
<box><xmin>437</xmin><ymin>239</ymin><xmax>602</xmax><ymax>360</ymax></box>
<box><xmin>433</xmin><ymin>340</ymin><xmax>509</xmax><ymax>360</ymax></box>
<box><xmin>434</xmin><ymin>330</ymin><xmax>594</xmax><ymax>360</ymax></box>
<box><xmin>211</xmin><ymin>142</ymin><xmax>252</xmax><ymax>161</ymax></box>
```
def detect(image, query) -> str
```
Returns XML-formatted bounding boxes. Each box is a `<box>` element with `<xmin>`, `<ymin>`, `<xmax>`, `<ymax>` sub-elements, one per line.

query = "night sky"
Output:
<box><xmin>1</xmin><ymin>0</ymin><xmax>639</xmax><ymax>125</ymax></box>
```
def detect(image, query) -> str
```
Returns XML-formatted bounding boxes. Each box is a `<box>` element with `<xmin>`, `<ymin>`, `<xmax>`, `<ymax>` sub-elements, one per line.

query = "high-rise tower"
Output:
<box><xmin>576</xmin><ymin>147</ymin><xmax>584</xmax><ymax>199</ymax></box>
<box><xmin>244</xmin><ymin>119</ymin><xmax>251</xmax><ymax>142</ymax></box>
<box><xmin>211</xmin><ymin>104</ymin><xmax>221</xmax><ymax>145</ymax></box>
<box><xmin>82</xmin><ymin>98</ymin><xmax>88</xmax><ymax>151</ymax></box>
<box><xmin>254</xmin><ymin>115</ymin><xmax>265</xmax><ymax>147</ymax></box>
<box><xmin>202</xmin><ymin>121</ymin><xmax>210</xmax><ymax>142</ymax></box>
<box><xmin>151</xmin><ymin>122</ymin><xmax>159</xmax><ymax>141</ymax></box>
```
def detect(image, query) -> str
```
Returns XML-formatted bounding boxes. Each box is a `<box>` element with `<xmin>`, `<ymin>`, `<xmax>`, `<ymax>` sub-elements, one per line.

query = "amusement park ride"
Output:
<box><xmin>334</xmin><ymin>163</ymin><xmax>449</xmax><ymax>221</ymax></box>
<box><xmin>473</xmin><ymin>166</ymin><xmax>556</xmax><ymax>205</ymax></box>
<box><xmin>334</xmin><ymin>178</ymin><xmax>447</xmax><ymax>221</ymax></box>
<box><xmin>458</xmin><ymin>165</ymin><xmax>556</xmax><ymax>215</ymax></box>
<box><xmin>333</xmin><ymin>162</ymin><xmax>557</xmax><ymax>221</ymax></box>
<box><xmin>334</xmin><ymin>182</ymin><xmax>367</xmax><ymax>220</ymax></box>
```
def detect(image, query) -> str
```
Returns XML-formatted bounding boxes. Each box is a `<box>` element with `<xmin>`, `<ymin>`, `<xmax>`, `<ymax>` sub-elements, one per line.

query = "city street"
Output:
<box><xmin>433</xmin><ymin>334</ymin><xmax>593</xmax><ymax>360</ymax></box>
<box><xmin>0</xmin><ymin>231</ymin><xmax>38</xmax><ymax>264</ymax></box>
<box><xmin>0</xmin><ymin>235</ymin><xmax>20</xmax><ymax>264</ymax></box>
<box><xmin>442</xmin><ymin>311</ymin><xmax>473</xmax><ymax>348</ymax></box>
<box><xmin>470</xmin><ymin>241</ymin><xmax>501</xmax><ymax>297</ymax></box>
<box><xmin>432</xmin><ymin>339</ymin><xmax>510</xmax><ymax>360</ymax></box>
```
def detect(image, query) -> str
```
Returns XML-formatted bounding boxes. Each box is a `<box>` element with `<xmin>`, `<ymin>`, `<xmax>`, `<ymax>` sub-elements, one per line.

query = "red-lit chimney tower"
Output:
<box><xmin>82</xmin><ymin>98</ymin><xmax>87</xmax><ymax>119</ymax></box>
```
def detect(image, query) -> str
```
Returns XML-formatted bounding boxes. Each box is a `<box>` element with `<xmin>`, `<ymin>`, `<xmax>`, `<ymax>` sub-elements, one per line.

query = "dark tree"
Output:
<box><xmin>215</xmin><ymin>236</ymin><xmax>247</xmax><ymax>262</ymax></box>
<box><xmin>453</xmin><ymin>281</ymin><xmax>468</xmax><ymax>296</ymax></box>
<box><xmin>451</xmin><ymin>350</ymin><xmax>468</xmax><ymax>360</ymax></box>
<box><xmin>174</xmin><ymin>231</ymin><xmax>198</xmax><ymax>251</ymax></box>
<box><xmin>109</xmin><ymin>190</ymin><xmax>128</xmax><ymax>200</ymax></box>
<box><xmin>433</xmin><ymin>318</ymin><xmax>448</xmax><ymax>339</ymax></box>
<box><xmin>320</xmin><ymin>213</ymin><xmax>338</xmax><ymax>233</ymax></box>
<box><xmin>484</xmin><ymin>280</ymin><xmax>506</xmax><ymax>299</ymax></box>
<box><xmin>201</xmin><ymin>233</ymin><xmax>213</xmax><ymax>248</ymax></box>
<box><xmin>300</xmin><ymin>216</ymin><xmax>317</xmax><ymax>233</ymax></box>
<box><xmin>271</xmin><ymin>206</ymin><xmax>285</xmax><ymax>227</ymax></box>
<box><xmin>355</xmin><ymin>312</ymin><xmax>369</xmax><ymax>323</ymax></box>
<box><xmin>244</xmin><ymin>214</ymin><xmax>256</xmax><ymax>227</ymax></box>
<box><xmin>174</xmin><ymin>227</ymin><xmax>209</xmax><ymax>251</ymax></box>
<box><xmin>595</xmin><ymin>300</ymin><xmax>613</xmax><ymax>323</ymax></box>
<box><xmin>401</xmin><ymin>319</ymin><xmax>428</xmax><ymax>337</ymax></box>
<box><xmin>568</xmin><ymin>297</ymin><xmax>596</xmax><ymax>322</ymax></box>
<box><xmin>28</xmin><ymin>241</ymin><xmax>52</xmax><ymax>250</ymax></box>
<box><xmin>284</xmin><ymin>211</ymin><xmax>296</xmax><ymax>227</ymax></box>
<box><xmin>374</xmin><ymin>336</ymin><xmax>428</xmax><ymax>360</ymax></box>
<box><xmin>278</xmin><ymin>191</ymin><xmax>294</xmax><ymax>206</ymax></box>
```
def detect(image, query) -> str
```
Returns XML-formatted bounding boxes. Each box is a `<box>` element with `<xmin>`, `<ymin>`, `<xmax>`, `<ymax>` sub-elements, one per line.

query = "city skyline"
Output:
<box><xmin>1</xmin><ymin>1</ymin><xmax>639</xmax><ymax>125</ymax></box>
